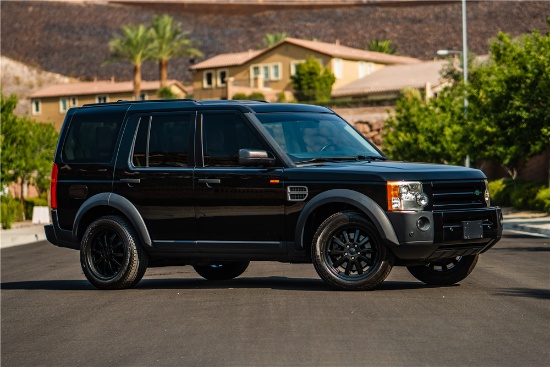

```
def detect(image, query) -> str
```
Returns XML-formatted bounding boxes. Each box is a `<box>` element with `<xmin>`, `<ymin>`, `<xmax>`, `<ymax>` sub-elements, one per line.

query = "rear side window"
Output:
<box><xmin>132</xmin><ymin>114</ymin><xmax>192</xmax><ymax>168</ymax></box>
<box><xmin>61</xmin><ymin>107</ymin><xmax>127</xmax><ymax>163</ymax></box>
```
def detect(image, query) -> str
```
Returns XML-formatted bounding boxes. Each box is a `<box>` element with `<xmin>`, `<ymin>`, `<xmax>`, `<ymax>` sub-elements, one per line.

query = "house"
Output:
<box><xmin>332</xmin><ymin>60</ymin><xmax>448</xmax><ymax>100</ymax></box>
<box><xmin>189</xmin><ymin>37</ymin><xmax>420</xmax><ymax>101</ymax></box>
<box><xmin>28</xmin><ymin>79</ymin><xmax>190</xmax><ymax>130</ymax></box>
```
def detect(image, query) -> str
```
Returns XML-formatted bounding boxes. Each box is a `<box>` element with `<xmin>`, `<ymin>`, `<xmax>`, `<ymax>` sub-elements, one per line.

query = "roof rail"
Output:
<box><xmin>82</xmin><ymin>98</ymin><xmax>199</xmax><ymax>107</ymax></box>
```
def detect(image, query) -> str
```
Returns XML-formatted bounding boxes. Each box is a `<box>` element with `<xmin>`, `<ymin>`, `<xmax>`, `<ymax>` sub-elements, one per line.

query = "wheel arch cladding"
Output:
<box><xmin>295</xmin><ymin>189</ymin><xmax>399</xmax><ymax>249</ymax></box>
<box><xmin>73</xmin><ymin>193</ymin><xmax>152</xmax><ymax>246</ymax></box>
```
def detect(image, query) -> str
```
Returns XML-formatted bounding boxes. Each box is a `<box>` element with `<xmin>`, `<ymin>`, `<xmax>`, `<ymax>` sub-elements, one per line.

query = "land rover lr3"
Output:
<box><xmin>44</xmin><ymin>100</ymin><xmax>503</xmax><ymax>290</ymax></box>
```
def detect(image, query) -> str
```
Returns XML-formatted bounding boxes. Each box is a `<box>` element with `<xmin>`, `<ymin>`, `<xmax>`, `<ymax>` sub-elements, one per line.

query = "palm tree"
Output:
<box><xmin>263</xmin><ymin>32</ymin><xmax>288</xmax><ymax>48</ymax></box>
<box><xmin>150</xmin><ymin>14</ymin><xmax>203</xmax><ymax>87</ymax></box>
<box><xmin>106</xmin><ymin>24</ymin><xmax>155</xmax><ymax>99</ymax></box>
<box><xmin>366</xmin><ymin>38</ymin><xmax>398</xmax><ymax>55</ymax></box>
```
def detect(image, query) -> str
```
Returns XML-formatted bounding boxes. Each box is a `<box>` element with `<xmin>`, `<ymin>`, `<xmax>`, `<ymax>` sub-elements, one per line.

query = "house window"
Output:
<box><xmin>290</xmin><ymin>60</ymin><xmax>303</xmax><ymax>76</ymax></box>
<box><xmin>70</xmin><ymin>96</ymin><xmax>78</xmax><ymax>107</ymax></box>
<box><xmin>31</xmin><ymin>99</ymin><xmax>41</xmax><ymax>115</ymax></box>
<box><xmin>203</xmin><ymin>71</ymin><xmax>214</xmax><ymax>88</ymax></box>
<box><xmin>250</xmin><ymin>63</ymin><xmax>283</xmax><ymax>85</ymax></box>
<box><xmin>139</xmin><ymin>92</ymin><xmax>148</xmax><ymax>101</ymax></box>
<box><xmin>96</xmin><ymin>95</ymin><xmax>108</xmax><ymax>103</ymax></box>
<box><xmin>358</xmin><ymin>62</ymin><xmax>366</xmax><ymax>78</ymax></box>
<box><xmin>59</xmin><ymin>97</ymin><xmax>68</xmax><ymax>113</ymax></box>
<box><xmin>217</xmin><ymin>70</ymin><xmax>228</xmax><ymax>87</ymax></box>
<box><xmin>334</xmin><ymin>58</ymin><xmax>343</xmax><ymax>79</ymax></box>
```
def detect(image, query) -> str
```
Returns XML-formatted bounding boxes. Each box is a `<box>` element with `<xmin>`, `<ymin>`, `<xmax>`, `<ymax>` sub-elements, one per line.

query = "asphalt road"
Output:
<box><xmin>2</xmin><ymin>232</ymin><xmax>549</xmax><ymax>367</ymax></box>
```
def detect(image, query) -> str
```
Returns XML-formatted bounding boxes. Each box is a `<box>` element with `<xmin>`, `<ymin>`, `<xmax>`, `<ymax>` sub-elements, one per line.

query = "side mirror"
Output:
<box><xmin>238</xmin><ymin>149</ymin><xmax>276</xmax><ymax>167</ymax></box>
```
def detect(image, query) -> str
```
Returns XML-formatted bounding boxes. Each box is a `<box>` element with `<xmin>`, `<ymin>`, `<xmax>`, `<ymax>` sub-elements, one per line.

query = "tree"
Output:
<box><xmin>1</xmin><ymin>93</ymin><xmax>58</xmax><ymax>202</ymax></box>
<box><xmin>263</xmin><ymin>32</ymin><xmax>288</xmax><ymax>47</ymax></box>
<box><xmin>383</xmin><ymin>87</ymin><xmax>468</xmax><ymax>166</ymax></box>
<box><xmin>150</xmin><ymin>14</ymin><xmax>203</xmax><ymax>87</ymax></box>
<box><xmin>467</xmin><ymin>27</ymin><xmax>550</xmax><ymax>180</ymax></box>
<box><xmin>366</xmin><ymin>38</ymin><xmax>397</xmax><ymax>54</ymax></box>
<box><xmin>105</xmin><ymin>24</ymin><xmax>155</xmax><ymax>98</ymax></box>
<box><xmin>290</xmin><ymin>57</ymin><xmax>335</xmax><ymax>102</ymax></box>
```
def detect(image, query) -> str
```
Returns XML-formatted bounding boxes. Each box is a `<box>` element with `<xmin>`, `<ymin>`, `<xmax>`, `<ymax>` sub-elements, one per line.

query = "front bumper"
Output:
<box><xmin>386</xmin><ymin>207</ymin><xmax>502</xmax><ymax>260</ymax></box>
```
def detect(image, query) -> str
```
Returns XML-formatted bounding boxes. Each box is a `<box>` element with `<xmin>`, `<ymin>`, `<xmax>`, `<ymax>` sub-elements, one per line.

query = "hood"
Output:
<box><xmin>289</xmin><ymin>160</ymin><xmax>486</xmax><ymax>182</ymax></box>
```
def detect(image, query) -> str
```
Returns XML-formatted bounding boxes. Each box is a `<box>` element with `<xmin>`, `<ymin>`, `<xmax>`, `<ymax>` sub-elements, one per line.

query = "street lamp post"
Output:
<box><xmin>437</xmin><ymin>0</ymin><xmax>469</xmax><ymax>167</ymax></box>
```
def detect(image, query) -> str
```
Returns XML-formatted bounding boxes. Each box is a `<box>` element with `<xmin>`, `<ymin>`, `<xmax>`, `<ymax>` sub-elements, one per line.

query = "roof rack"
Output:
<box><xmin>82</xmin><ymin>99</ymin><xmax>268</xmax><ymax>107</ymax></box>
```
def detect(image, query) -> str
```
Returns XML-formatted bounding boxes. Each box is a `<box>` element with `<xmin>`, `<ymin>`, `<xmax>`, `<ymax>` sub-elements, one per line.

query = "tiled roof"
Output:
<box><xmin>283</xmin><ymin>37</ymin><xmax>420</xmax><ymax>64</ymax></box>
<box><xmin>332</xmin><ymin>60</ymin><xmax>447</xmax><ymax>97</ymax></box>
<box><xmin>29</xmin><ymin>80</ymin><xmax>189</xmax><ymax>98</ymax></box>
<box><xmin>189</xmin><ymin>50</ymin><xmax>263</xmax><ymax>70</ymax></box>
<box><xmin>189</xmin><ymin>38</ymin><xmax>420</xmax><ymax>71</ymax></box>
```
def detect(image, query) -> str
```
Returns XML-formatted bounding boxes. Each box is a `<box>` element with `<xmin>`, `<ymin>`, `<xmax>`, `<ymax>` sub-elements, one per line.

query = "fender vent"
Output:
<box><xmin>287</xmin><ymin>186</ymin><xmax>308</xmax><ymax>201</ymax></box>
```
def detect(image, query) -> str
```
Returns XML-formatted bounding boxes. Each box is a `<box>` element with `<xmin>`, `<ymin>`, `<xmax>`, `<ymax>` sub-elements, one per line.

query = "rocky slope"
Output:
<box><xmin>1</xmin><ymin>0</ymin><xmax>548</xmax><ymax>84</ymax></box>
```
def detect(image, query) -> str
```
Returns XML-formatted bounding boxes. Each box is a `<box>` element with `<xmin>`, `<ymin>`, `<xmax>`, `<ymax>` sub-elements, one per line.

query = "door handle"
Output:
<box><xmin>120</xmin><ymin>178</ymin><xmax>141</xmax><ymax>184</ymax></box>
<box><xmin>198</xmin><ymin>179</ymin><xmax>221</xmax><ymax>184</ymax></box>
<box><xmin>198</xmin><ymin>178</ymin><xmax>220</xmax><ymax>189</ymax></box>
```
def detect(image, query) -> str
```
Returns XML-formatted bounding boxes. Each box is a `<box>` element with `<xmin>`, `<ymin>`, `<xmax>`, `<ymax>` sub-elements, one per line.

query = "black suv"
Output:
<box><xmin>45</xmin><ymin>100</ymin><xmax>503</xmax><ymax>290</ymax></box>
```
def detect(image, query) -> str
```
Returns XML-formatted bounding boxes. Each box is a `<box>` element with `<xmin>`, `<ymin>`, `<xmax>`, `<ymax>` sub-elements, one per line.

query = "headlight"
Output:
<box><xmin>484</xmin><ymin>179</ymin><xmax>490</xmax><ymax>207</ymax></box>
<box><xmin>387</xmin><ymin>181</ymin><xmax>429</xmax><ymax>211</ymax></box>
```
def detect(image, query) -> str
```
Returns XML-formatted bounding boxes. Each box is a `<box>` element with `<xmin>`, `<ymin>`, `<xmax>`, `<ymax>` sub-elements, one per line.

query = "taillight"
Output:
<box><xmin>50</xmin><ymin>163</ymin><xmax>58</xmax><ymax>209</ymax></box>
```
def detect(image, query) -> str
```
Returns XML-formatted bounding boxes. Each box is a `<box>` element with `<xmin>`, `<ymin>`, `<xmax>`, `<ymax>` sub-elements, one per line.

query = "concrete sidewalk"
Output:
<box><xmin>0</xmin><ymin>221</ymin><xmax>48</xmax><ymax>249</ymax></box>
<box><xmin>1</xmin><ymin>208</ymin><xmax>548</xmax><ymax>249</ymax></box>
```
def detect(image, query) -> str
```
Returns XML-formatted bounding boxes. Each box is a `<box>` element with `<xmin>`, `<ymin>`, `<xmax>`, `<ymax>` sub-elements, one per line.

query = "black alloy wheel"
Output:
<box><xmin>407</xmin><ymin>255</ymin><xmax>479</xmax><ymax>285</ymax></box>
<box><xmin>312</xmin><ymin>211</ymin><xmax>393</xmax><ymax>291</ymax></box>
<box><xmin>81</xmin><ymin>215</ymin><xmax>148</xmax><ymax>290</ymax></box>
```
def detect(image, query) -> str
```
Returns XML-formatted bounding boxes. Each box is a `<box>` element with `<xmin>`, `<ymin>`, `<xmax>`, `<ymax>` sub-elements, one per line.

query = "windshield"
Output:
<box><xmin>255</xmin><ymin>112</ymin><xmax>385</xmax><ymax>163</ymax></box>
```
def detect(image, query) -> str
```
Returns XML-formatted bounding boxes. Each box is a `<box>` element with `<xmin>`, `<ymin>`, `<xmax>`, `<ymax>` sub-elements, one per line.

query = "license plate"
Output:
<box><xmin>463</xmin><ymin>220</ymin><xmax>483</xmax><ymax>239</ymax></box>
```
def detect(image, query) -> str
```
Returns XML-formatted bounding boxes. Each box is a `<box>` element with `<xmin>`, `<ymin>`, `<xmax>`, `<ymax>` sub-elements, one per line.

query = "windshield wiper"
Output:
<box><xmin>356</xmin><ymin>155</ymin><xmax>389</xmax><ymax>161</ymax></box>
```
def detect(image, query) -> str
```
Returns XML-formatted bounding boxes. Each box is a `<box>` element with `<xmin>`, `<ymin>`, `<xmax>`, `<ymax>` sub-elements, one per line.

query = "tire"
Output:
<box><xmin>80</xmin><ymin>215</ymin><xmax>148</xmax><ymax>290</ymax></box>
<box><xmin>311</xmin><ymin>211</ymin><xmax>394</xmax><ymax>291</ymax></box>
<box><xmin>193</xmin><ymin>261</ymin><xmax>250</xmax><ymax>280</ymax></box>
<box><xmin>406</xmin><ymin>255</ymin><xmax>478</xmax><ymax>285</ymax></box>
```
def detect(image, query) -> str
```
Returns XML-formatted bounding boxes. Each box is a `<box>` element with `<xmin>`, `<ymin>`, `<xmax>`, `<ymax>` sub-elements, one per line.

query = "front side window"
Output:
<box><xmin>132</xmin><ymin>115</ymin><xmax>192</xmax><ymax>168</ymax></box>
<box><xmin>202</xmin><ymin>113</ymin><xmax>267</xmax><ymax>167</ymax></box>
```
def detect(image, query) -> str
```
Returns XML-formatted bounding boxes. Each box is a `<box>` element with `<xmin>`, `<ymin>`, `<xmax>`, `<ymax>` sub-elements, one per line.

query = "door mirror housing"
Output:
<box><xmin>238</xmin><ymin>149</ymin><xmax>276</xmax><ymax>167</ymax></box>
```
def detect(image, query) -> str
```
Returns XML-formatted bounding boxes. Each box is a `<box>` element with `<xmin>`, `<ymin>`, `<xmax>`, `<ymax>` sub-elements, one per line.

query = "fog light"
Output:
<box><xmin>416</xmin><ymin>216</ymin><xmax>431</xmax><ymax>232</ymax></box>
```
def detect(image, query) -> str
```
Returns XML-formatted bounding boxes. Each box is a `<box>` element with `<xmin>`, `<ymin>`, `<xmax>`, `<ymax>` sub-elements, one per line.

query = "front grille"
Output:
<box><xmin>429</xmin><ymin>180</ymin><xmax>487</xmax><ymax>211</ymax></box>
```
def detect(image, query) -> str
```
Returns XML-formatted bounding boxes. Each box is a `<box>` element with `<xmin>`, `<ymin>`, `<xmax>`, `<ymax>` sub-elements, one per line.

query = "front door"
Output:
<box><xmin>194</xmin><ymin>111</ymin><xmax>285</xmax><ymax>254</ymax></box>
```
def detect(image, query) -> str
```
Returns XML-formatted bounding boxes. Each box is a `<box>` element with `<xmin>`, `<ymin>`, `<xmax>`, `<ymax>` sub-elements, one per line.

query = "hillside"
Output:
<box><xmin>1</xmin><ymin>0</ymin><xmax>549</xmax><ymax>84</ymax></box>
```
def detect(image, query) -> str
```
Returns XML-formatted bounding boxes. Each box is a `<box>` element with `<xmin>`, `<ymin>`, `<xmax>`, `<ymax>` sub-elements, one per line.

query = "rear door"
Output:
<box><xmin>113</xmin><ymin>112</ymin><xmax>196</xmax><ymax>247</ymax></box>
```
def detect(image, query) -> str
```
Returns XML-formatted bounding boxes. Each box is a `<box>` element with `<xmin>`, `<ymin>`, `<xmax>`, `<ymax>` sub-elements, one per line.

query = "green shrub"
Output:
<box><xmin>24</xmin><ymin>196</ymin><xmax>49</xmax><ymax>221</ymax></box>
<box><xmin>231</xmin><ymin>93</ymin><xmax>248</xmax><ymax>100</ymax></box>
<box><xmin>534</xmin><ymin>188</ymin><xmax>550</xmax><ymax>213</ymax></box>
<box><xmin>1</xmin><ymin>195</ymin><xmax>25</xmax><ymax>229</ymax></box>
<box><xmin>157</xmin><ymin>86</ymin><xmax>177</xmax><ymax>100</ymax></box>
<box><xmin>247</xmin><ymin>92</ymin><xmax>266</xmax><ymax>101</ymax></box>
<box><xmin>489</xmin><ymin>178</ymin><xmax>548</xmax><ymax>212</ymax></box>
<box><xmin>488</xmin><ymin>179</ymin><xmax>513</xmax><ymax>207</ymax></box>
